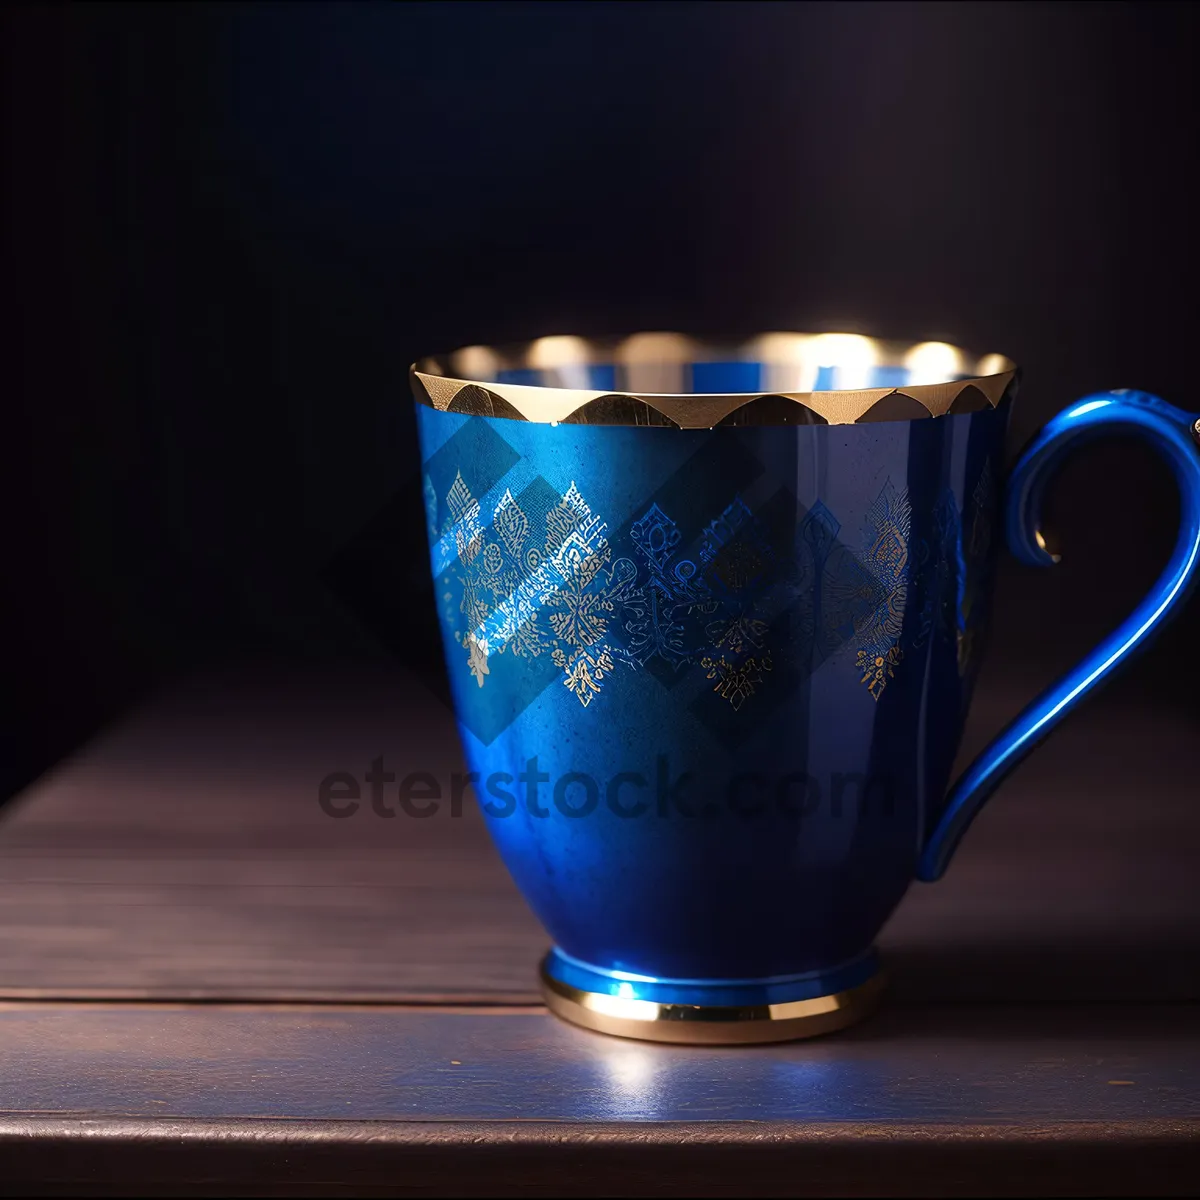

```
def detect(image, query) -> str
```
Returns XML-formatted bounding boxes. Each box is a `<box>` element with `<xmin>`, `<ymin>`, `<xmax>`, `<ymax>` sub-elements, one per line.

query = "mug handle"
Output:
<box><xmin>918</xmin><ymin>389</ymin><xmax>1200</xmax><ymax>881</ymax></box>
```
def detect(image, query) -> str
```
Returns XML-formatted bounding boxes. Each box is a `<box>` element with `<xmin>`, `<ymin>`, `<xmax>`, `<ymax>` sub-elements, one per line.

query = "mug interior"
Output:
<box><xmin>415</xmin><ymin>332</ymin><xmax>1015</xmax><ymax>395</ymax></box>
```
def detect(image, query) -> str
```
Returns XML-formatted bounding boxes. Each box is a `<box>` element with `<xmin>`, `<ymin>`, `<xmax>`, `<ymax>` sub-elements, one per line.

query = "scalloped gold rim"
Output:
<box><xmin>411</xmin><ymin>369</ymin><xmax>1018</xmax><ymax>427</ymax></box>
<box><xmin>409</xmin><ymin>333</ymin><xmax>1018</xmax><ymax>427</ymax></box>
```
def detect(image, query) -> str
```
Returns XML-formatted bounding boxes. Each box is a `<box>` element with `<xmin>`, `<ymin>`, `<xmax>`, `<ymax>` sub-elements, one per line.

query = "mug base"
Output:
<box><xmin>539</xmin><ymin>953</ymin><xmax>885</xmax><ymax>1045</ymax></box>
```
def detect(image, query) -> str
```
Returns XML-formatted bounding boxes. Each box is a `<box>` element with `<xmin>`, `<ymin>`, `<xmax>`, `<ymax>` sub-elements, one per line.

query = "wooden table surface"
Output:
<box><xmin>1</xmin><ymin>663</ymin><xmax>1198</xmax><ymax>1195</ymax></box>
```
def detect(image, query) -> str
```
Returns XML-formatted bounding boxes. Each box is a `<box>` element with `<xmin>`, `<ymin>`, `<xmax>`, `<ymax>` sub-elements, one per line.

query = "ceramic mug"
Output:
<box><xmin>412</xmin><ymin>332</ymin><xmax>1200</xmax><ymax>1043</ymax></box>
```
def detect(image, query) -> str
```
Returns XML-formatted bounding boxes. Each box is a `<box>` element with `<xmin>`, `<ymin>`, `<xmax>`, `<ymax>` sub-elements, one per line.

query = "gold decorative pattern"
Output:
<box><xmin>700</xmin><ymin>652</ymin><xmax>773</xmax><ymax>711</ymax></box>
<box><xmin>446</xmin><ymin>476</ymin><xmax>635</xmax><ymax>707</ymax></box>
<box><xmin>438</xmin><ymin>466</ymin><xmax>927</xmax><ymax>712</ymax></box>
<box><xmin>437</xmin><ymin>475</ymin><xmax>790</xmax><ymax>711</ymax></box>
<box><xmin>852</xmin><ymin>481</ymin><xmax>913</xmax><ymax>701</ymax></box>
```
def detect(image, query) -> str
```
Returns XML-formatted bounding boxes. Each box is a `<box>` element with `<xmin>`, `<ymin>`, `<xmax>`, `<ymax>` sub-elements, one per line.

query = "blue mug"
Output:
<box><xmin>412</xmin><ymin>332</ymin><xmax>1200</xmax><ymax>1043</ymax></box>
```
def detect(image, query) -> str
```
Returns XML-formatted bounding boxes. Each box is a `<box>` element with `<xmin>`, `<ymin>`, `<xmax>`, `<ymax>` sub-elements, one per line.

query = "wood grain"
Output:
<box><xmin>0</xmin><ymin>665</ymin><xmax>1197</xmax><ymax>1194</ymax></box>
<box><xmin>1</xmin><ymin>1002</ymin><xmax>1199</xmax><ymax>1196</ymax></box>
<box><xmin>1</xmin><ymin>1002</ymin><xmax>1197</xmax><ymax>1123</ymax></box>
<box><xmin>4</xmin><ymin>1115</ymin><xmax>1198</xmax><ymax>1198</ymax></box>
<box><xmin>1</xmin><ymin>663</ymin><xmax>1197</xmax><ymax>1003</ymax></box>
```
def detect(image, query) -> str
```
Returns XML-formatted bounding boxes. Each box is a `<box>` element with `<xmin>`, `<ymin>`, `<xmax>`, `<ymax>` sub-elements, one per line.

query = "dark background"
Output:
<box><xmin>5</xmin><ymin>0</ymin><xmax>1198</xmax><ymax>802</ymax></box>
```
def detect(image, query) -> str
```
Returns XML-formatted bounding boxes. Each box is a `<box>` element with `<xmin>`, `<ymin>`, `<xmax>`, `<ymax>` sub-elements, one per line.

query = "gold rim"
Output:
<box><xmin>539</xmin><ymin>958</ymin><xmax>885</xmax><ymax>1045</ymax></box>
<box><xmin>410</xmin><ymin>332</ymin><xmax>1018</xmax><ymax>427</ymax></box>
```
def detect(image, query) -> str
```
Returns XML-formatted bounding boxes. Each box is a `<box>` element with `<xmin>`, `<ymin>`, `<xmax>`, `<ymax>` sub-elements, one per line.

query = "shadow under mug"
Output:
<box><xmin>411</xmin><ymin>332</ymin><xmax>1200</xmax><ymax>1044</ymax></box>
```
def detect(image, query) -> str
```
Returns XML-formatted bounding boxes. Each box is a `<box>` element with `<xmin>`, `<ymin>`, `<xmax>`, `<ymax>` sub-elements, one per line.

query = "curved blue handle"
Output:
<box><xmin>918</xmin><ymin>390</ymin><xmax>1200</xmax><ymax>881</ymax></box>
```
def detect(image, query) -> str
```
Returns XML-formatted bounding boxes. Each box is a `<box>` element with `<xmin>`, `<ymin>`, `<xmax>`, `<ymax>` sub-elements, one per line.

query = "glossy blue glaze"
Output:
<box><xmin>918</xmin><ymin>390</ymin><xmax>1200</xmax><ymax>880</ymax></box>
<box><xmin>416</xmin><ymin>390</ymin><xmax>1200</xmax><ymax>1006</ymax></box>
<box><xmin>417</xmin><ymin>401</ymin><xmax>1005</xmax><ymax>1005</ymax></box>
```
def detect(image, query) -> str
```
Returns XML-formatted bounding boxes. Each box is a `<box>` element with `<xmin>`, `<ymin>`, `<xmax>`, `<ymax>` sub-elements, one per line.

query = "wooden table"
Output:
<box><xmin>1</xmin><ymin>664</ymin><xmax>1197</xmax><ymax>1196</ymax></box>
